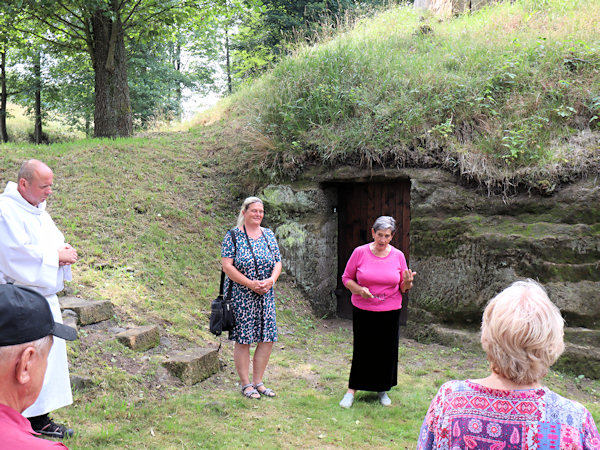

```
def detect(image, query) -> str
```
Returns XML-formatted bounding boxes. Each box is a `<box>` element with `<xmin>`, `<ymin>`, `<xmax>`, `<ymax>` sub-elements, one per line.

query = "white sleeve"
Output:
<box><xmin>0</xmin><ymin>209</ymin><xmax>60</xmax><ymax>289</ymax></box>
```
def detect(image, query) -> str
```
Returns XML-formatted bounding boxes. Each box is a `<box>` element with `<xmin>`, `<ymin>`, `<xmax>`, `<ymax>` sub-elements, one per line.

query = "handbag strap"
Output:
<box><xmin>219</xmin><ymin>270</ymin><xmax>225</xmax><ymax>295</ymax></box>
<box><xmin>222</xmin><ymin>229</ymin><xmax>237</xmax><ymax>300</ymax></box>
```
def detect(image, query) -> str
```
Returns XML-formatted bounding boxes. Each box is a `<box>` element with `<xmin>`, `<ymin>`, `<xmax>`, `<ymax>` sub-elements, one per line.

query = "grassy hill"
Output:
<box><xmin>223</xmin><ymin>0</ymin><xmax>600</xmax><ymax>194</ymax></box>
<box><xmin>1</xmin><ymin>1</ymin><xmax>600</xmax><ymax>448</ymax></box>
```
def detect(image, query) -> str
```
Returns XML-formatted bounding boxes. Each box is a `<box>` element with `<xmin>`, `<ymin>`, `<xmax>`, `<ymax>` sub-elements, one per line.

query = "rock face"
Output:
<box><xmin>260</xmin><ymin>168</ymin><xmax>600</xmax><ymax>377</ymax></box>
<box><xmin>262</xmin><ymin>184</ymin><xmax>338</xmax><ymax>317</ymax></box>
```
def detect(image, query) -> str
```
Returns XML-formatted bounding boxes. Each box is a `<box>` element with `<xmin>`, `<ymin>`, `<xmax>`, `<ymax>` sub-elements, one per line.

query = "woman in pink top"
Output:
<box><xmin>339</xmin><ymin>216</ymin><xmax>416</xmax><ymax>408</ymax></box>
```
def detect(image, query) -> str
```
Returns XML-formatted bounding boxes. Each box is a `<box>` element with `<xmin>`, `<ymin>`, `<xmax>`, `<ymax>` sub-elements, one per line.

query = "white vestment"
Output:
<box><xmin>0</xmin><ymin>181</ymin><xmax>73</xmax><ymax>417</ymax></box>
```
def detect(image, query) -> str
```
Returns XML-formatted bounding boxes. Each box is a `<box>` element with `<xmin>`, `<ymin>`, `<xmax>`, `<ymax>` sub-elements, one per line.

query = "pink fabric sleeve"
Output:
<box><xmin>341</xmin><ymin>247</ymin><xmax>360</xmax><ymax>287</ymax></box>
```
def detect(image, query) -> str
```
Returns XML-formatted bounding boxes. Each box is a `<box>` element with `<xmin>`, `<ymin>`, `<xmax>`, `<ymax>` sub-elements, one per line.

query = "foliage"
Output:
<box><xmin>229</xmin><ymin>0</ymin><xmax>389</xmax><ymax>88</ymax></box>
<box><xmin>227</xmin><ymin>0</ymin><xmax>600</xmax><ymax>194</ymax></box>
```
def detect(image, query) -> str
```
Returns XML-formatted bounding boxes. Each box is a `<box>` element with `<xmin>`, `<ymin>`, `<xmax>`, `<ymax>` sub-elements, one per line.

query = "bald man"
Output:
<box><xmin>0</xmin><ymin>160</ymin><xmax>78</xmax><ymax>439</ymax></box>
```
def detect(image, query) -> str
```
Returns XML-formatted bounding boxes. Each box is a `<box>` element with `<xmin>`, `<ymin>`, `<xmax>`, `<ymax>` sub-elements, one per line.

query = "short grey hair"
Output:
<box><xmin>236</xmin><ymin>196</ymin><xmax>264</xmax><ymax>228</ymax></box>
<box><xmin>18</xmin><ymin>159</ymin><xmax>43</xmax><ymax>182</ymax></box>
<box><xmin>372</xmin><ymin>216</ymin><xmax>396</xmax><ymax>233</ymax></box>
<box><xmin>0</xmin><ymin>335</ymin><xmax>53</xmax><ymax>364</ymax></box>
<box><xmin>481</xmin><ymin>279</ymin><xmax>565</xmax><ymax>385</ymax></box>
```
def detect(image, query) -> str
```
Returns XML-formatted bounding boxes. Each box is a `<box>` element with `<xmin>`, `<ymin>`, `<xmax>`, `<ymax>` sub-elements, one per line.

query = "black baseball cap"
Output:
<box><xmin>0</xmin><ymin>284</ymin><xmax>77</xmax><ymax>346</ymax></box>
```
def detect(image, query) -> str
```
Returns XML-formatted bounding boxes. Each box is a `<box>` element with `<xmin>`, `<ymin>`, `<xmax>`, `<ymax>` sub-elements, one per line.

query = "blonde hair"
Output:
<box><xmin>236</xmin><ymin>196</ymin><xmax>263</xmax><ymax>228</ymax></box>
<box><xmin>481</xmin><ymin>279</ymin><xmax>565</xmax><ymax>385</ymax></box>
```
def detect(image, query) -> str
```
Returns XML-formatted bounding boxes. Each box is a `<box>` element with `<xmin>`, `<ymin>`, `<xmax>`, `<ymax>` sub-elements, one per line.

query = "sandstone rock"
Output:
<box><xmin>162</xmin><ymin>347</ymin><xmax>219</xmax><ymax>385</ymax></box>
<box><xmin>70</xmin><ymin>374</ymin><xmax>94</xmax><ymax>391</ymax></box>
<box><xmin>116</xmin><ymin>325</ymin><xmax>160</xmax><ymax>351</ymax></box>
<box><xmin>554</xmin><ymin>343</ymin><xmax>600</xmax><ymax>379</ymax></box>
<box><xmin>263</xmin><ymin>169</ymin><xmax>600</xmax><ymax>376</ymax></box>
<box><xmin>62</xmin><ymin>315</ymin><xmax>78</xmax><ymax>333</ymax></box>
<box><xmin>59</xmin><ymin>297</ymin><xmax>114</xmax><ymax>325</ymax></box>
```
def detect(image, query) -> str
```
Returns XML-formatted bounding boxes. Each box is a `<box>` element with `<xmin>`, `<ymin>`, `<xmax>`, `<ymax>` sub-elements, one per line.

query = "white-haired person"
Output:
<box><xmin>0</xmin><ymin>283</ymin><xmax>77</xmax><ymax>448</ymax></box>
<box><xmin>339</xmin><ymin>216</ymin><xmax>416</xmax><ymax>408</ymax></box>
<box><xmin>418</xmin><ymin>279</ymin><xmax>600</xmax><ymax>449</ymax></box>
<box><xmin>221</xmin><ymin>197</ymin><xmax>282</xmax><ymax>399</ymax></box>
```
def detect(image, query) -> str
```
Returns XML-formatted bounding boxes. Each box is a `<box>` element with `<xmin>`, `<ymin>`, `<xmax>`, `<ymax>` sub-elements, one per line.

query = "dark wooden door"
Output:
<box><xmin>336</xmin><ymin>180</ymin><xmax>411</xmax><ymax>319</ymax></box>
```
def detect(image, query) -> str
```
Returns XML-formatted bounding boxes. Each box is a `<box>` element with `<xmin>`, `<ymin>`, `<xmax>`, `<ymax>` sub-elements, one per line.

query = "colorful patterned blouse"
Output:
<box><xmin>418</xmin><ymin>379</ymin><xmax>600</xmax><ymax>449</ymax></box>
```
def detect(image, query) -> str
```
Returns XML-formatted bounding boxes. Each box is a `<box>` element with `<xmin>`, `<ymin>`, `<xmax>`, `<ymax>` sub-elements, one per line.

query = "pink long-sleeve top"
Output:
<box><xmin>342</xmin><ymin>243</ymin><xmax>408</xmax><ymax>312</ymax></box>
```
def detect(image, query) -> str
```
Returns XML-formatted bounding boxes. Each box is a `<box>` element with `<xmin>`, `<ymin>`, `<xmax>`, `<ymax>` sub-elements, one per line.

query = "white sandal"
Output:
<box><xmin>254</xmin><ymin>382</ymin><xmax>276</xmax><ymax>397</ymax></box>
<box><xmin>241</xmin><ymin>383</ymin><xmax>260</xmax><ymax>399</ymax></box>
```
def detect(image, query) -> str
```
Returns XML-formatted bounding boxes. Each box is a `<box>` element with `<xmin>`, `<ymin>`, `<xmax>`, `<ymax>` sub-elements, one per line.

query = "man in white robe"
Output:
<box><xmin>0</xmin><ymin>159</ymin><xmax>78</xmax><ymax>439</ymax></box>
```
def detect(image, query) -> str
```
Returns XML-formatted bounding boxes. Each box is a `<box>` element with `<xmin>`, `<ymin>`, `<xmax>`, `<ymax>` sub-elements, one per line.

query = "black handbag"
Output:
<box><xmin>209</xmin><ymin>271</ymin><xmax>234</xmax><ymax>336</ymax></box>
<box><xmin>209</xmin><ymin>230</ymin><xmax>237</xmax><ymax>336</ymax></box>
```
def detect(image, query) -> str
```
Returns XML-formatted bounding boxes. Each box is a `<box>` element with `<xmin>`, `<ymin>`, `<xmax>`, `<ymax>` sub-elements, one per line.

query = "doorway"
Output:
<box><xmin>335</xmin><ymin>180</ymin><xmax>411</xmax><ymax>321</ymax></box>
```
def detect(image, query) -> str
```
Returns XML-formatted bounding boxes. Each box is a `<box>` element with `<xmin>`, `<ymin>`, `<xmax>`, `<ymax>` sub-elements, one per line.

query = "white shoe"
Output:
<box><xmin>339</xmin><ymin>392</ymin><xmax>354</xmax><ymax>408</ymax></box>
<box><xmin>378</xmin><ymin>391</ymin><xmax>391</xmax><ymax>406</ymax></box>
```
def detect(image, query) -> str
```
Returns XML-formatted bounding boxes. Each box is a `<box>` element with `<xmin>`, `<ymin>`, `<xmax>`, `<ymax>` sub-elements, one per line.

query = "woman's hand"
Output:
<box><xmin>248</xmin><ymin>278</ymin><xmax>274</xmax><ymax>295</ymax></box>
<box><xmin>357</xmin><ymin>286</ymin><xmax>374</xmax><ymax>299</ymax></box>
<box><xmin>401</xmin><ymin>269</ymin><xmax>417</xmax><ymax>292</ymax></box>
<box><xmin>344</xmin><ymin>279</ymin><xmax>374</xmax><ymax>299</ymax></box>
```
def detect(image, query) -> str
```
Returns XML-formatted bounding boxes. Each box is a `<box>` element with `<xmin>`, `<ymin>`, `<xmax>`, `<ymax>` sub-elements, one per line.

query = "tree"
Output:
<box><xmin>21</xmin><ymin>0</ymin><xmax>210</xmax><ymax>138</ymax></box>
<box><xmin>0</xmin><ymin>3</ymin><xmax>26</xmax><ymax>142</ymax></box>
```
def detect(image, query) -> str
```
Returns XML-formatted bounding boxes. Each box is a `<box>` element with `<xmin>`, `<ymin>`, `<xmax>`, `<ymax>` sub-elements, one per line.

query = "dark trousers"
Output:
<box><xmin>348</xmin><ymin>306</ymin><xmax>400</xmax><ymax>392</ymax></box>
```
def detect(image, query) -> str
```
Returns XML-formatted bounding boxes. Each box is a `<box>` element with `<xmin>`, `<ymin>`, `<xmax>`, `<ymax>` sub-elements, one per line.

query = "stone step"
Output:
<box><xmin>564</xmin><ymin>327</ymin><xmax>600</xmax><ymax>348</ymax></box>
<box><xmin>116</xmin><ymin>325</ymin><xmax>160</xmax><ymax>351</ymax></box>
<box><xmin>162</xmin><ymin>347</ymin><xmax>219</xmax><ymax>385</ymax></box>
<box><xmin>59</xmin><ymin>296</ymin><xmax>114</xmax><ymax>326</ymax></box>
<box><xmin>555</xmin><ymin>343</ymin><xmax>600</xmax><ymax>379</ymax></box>
<box><xmin>61</xmin><ymin>309</ymin><xmax>79</xmax><ymax>332</ymax></box>
<box><xmin>407</xmin><ymin>323</ymin><xmax>600</xmax><ymax>379</ymax></box>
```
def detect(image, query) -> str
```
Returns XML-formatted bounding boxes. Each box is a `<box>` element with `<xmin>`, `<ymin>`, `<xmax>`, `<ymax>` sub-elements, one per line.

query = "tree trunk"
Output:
<box><xmin>174</xmin><ymin>41</ymin><xmax>182</xmax><ymax>121</ymax></box>
<box><xmin>0</xmin><ymin>51</ymin><xmax>8</xmax><ymax>143</ymax></box>
<box><xmin>91</xmin><ymin>4</ymin><xmax>132</xmax><ymax>138</ymax></box>
<box><xmin>225</xmin><ymin>29</ymin><xmax>232</xmax><ymax>95</ymax></box>
<box><xmin>33</xmin><ymin>52</ymin><xmax>43</xmax><ymax>144</ymax></box>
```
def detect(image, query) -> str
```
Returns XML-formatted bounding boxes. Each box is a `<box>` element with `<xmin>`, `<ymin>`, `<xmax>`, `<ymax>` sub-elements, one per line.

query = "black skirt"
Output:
<box><xmin>348</xmin><ymin>305</ymin><xmax>400</xmax><ymax>392</ymax></box>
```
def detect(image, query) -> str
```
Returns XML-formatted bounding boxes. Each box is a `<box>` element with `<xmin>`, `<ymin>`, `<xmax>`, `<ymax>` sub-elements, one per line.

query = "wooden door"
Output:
<box><xmin>335</xmin><ymin>180</ymin><xmax>411</xmax><ymax>320</ymax></box>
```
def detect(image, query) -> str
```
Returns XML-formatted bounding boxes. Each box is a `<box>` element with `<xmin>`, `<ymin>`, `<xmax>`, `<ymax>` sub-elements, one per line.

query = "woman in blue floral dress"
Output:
<box><xmin>221</xmin><ymin>197</ymin><xmax>282</xmax><ymax>399</ymax></box>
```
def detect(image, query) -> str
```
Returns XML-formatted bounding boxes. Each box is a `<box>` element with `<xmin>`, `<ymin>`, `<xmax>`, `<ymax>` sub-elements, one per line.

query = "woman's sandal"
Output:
<box><xmin>254</xmin><ymin>382</ymin><xmax>276</xmax><ymax>397</ymax></box>
<box><xmin>241</xmin><ymin>383</ymin><xmax>261</xmax><ymax>399</ymax></box>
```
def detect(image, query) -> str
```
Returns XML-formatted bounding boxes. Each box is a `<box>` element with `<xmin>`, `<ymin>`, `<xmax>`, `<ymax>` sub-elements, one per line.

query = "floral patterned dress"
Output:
<box><xmin>221</xmin><ymin>227</ymin><xmax>281</xmax><ymax>344</ymax></box>
<box><xmin>418</xmin><ymin>379</ymin><xmax>600</xmax><ymax>449</ymax></box>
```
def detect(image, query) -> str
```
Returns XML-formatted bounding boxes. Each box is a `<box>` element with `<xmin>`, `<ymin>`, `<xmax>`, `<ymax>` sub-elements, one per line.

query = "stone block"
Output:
<box><xmin>116</xmin><ymin>325</ymin><xmax>160</xmax><ymax>351</ymax></box>
<box><xmin>426</xmin><ymin>324</ymin><xmax>482</xmax><ymax>352</ymax></box>
<box><xmin>554</xmin><ymin>343</ymin><xmax>600</xmax><ymax>379</ymax></box>
<box><xmin>62</xmin><ymin>315</ymin><xmax>79</xmax><ymax>333</ymax></box>
<box><xmin>70</xmin><ymin>374</ymin><xmax>94</xmax><ymax>391</ymax></box>
<box><xmin>59</xmin><ymin>296</ymin><xmax>114</xmax><ymax>325</ymax></box>
<box><xmin>162</xmin><ymin>347</ymin><xmax>219</xmax><ymax>385</ymax></box>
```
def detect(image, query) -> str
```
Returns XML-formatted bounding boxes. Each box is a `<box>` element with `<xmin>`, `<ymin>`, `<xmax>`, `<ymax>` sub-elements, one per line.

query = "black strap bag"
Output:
<box><xmin>209</xmin><ymin>230</ymin><xmax>236</xmax><ymax>336</ymax></box>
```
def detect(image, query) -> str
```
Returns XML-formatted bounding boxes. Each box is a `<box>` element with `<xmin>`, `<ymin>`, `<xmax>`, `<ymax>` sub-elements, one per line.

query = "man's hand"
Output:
<box><xmin>58</xmin><ymin>244</ymin><xmax>77</xmax><ymax>266</ymax></box>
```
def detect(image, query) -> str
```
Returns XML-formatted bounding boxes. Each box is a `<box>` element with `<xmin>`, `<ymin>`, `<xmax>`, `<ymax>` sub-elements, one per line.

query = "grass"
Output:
<box><xmin>225</xmin><ymin>0</ymin><xmax>600</xmax><ymax>194</ymax></box>
<box><xmin>2</xmin><ymin>123</ymin><xmax>600</xmax><ymax>448</ymax></box>
<box><xmin>3</xmin><ymin>103</ymin><xmax>85</xmax><ymax>143</ymax></box>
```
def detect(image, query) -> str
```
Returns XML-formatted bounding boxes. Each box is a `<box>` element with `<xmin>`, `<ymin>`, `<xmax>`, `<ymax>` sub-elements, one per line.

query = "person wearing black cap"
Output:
<box><xmin>0</xmin><ymin>284</ymin><xmax>77</xmax><ymax>448</ymax></box>
<box><xmin>0</xmin><ymin>159</ymin><xmax>78</xmax><ymax>438</ymax></box>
